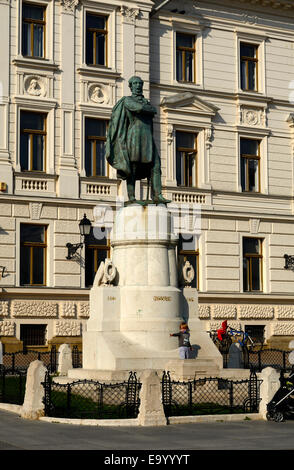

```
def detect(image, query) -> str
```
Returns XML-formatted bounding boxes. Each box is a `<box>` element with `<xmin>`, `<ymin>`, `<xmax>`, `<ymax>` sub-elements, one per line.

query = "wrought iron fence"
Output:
<box><xmin>42</xmin><ymin>371</ymin><xmax>141</xmax><ymax>419</ymax></box>
<box><xmin>2</xmin><ymin>346</ymin><xmax>58</xmax><ymax>373</ymax></box>
<box><xmin>0</xmin><ymin>366</ymin><xmax>27</xmax><ymax>405</ymax></box>
<box><xmin>244</xmin><ymin>348</ymin><xmax>291</xmax><ymax>372</ymax></box>
<box><xmin>214</xmin><ymin>343</ymin><xmax>291</xmax><ymax>372</ymax></box>
<box><xmin>162</xmin><ymin>369</ymin><xmax>262</xmax><ymax>417</ymax></box>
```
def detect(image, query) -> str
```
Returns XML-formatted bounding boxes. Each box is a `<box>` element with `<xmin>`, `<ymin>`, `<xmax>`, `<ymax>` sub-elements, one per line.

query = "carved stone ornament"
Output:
<box><xmin>94</xmin><ymin>258</ymin><xmax>117</xmax><ymax>286</ymax></box>
<box><xmin>205</xmin><ymin>127</ymin><xmax>213</xmax><ymax>149</ymax></box>
<box><xmin>242</xmin><ymin>13</ymin><xmax>258</xmax><ymax>25</ymax></box>
<box><xmin>55</xmin><ymin>320</ymin><xmax>81</xmax><ymax>336</ymax></box>
<box><xmin>250</xmin><ymin>218</ymin><xmax>260</xmax><ymax>234</ymax></box>
<box><xmin>0</xmin><ymin>301</ymin><xmax>10</xmax><ymax>317</ymax></box>
<box><xmin>179</xmin><ymin>260</ymin><xmax>195</xmax><ymax>287</ymax></box>
<box><xmin>12</xmin><ymin>300</ymin><xmax>58</xmax><ymax>318</ymax></box>
<box><xmin>120</xmin><ymin>5</ymin><xmax>140</xmax><ymax>24</ymax></box>
<box><xmin>78</xmin><ymin>302</ymin><xmax>90</xmax><ymax>318</ymax></box>
<box><xmin>29</xmin><ymin>202</ymin><xmax>43</xmax><ymax>220</ymax></box>
<box><xmin>239</xmin><ymin>107</ymin><xmax>265</xmax><ymax>127</ymax></box>
<box><xmin>0</xmin><ymin>320</ymin><xmax>15</xmax><ymax>336</ymax></box>
<box><xmin>166</xmin><ymin>124</ymin><xmax>174</xmax><ymax>146</ymax></box>
<box><xmin>61</xmin><ymin>0</ymin><xmax>79</xmax><ymax>11</ymax></box>
<box><xmin>24</xmin><ymin>76</ymin><xmax>46</xmax><ymax>97</ymax></box>
<box><xmin>245</xmin><ymin>110</ymin><xmax>258</xmax><ymax>125</ymax></box>
<box><xmin>88</xmin><ymin>83</ymin><xmax>109</xmax><ymax>105</ymax></box>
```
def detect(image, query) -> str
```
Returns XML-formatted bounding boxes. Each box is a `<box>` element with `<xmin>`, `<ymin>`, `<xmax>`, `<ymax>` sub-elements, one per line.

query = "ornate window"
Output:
<box><xmin>240</xmin><ymin>138</ymin><xmax>260</xmax><ymax>192</ymax></box>
<box><xmin>176</xmin><ymin>33</ymin><xmax>195</xmax><ymax>83</ymax></box>
<box><xmin>22</xmin><ymin>3</ymin><xmax>46</xmax><ymax>58</ymax></box>
<box><xmin>178</xmin><ymin>234</ymin><xmax>199</xmax><ymax>289</ymax></box>
<box><xmin>240</xmin><ymin>43</ymin><xmax>258</xmax><ymax>92</ymax></box>
<box><xmin>243</xmin><ymin>237</ymin><xmax>263</xmax><ymax>292</ymax></box>
<box><xmin>20</xmin><ymin>224</ymin><xmax>47</xmax><ymax>286</ymax></box>
<box><xmin>20</xmin><ymin>111</ymin><xmax>47</xmax><ymax>172</ymax></box>
<box><xmin>85</xmin><ymin>228</ymin><xmax>110</xmax><ymax>287</ymax></box>
<box><xmin>176</xmin><ymin>131</ymin><xmax>197</xmax><ymax>187</ymax></box>
<box><xmin>86</xmin><ymin>13</ymin><xmax>108</xmax><ymax>66</ymax></box>
<box><xmin>85</xmin><ymin>118</ymin><xmax>108</xmax><ymax>177</ymax></box>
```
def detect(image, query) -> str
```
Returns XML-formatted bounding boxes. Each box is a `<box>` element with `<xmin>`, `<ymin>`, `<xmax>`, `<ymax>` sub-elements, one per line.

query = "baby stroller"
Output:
<box><xmin>266</xmin><ymin>368</ymin><xmax>294</xmax><ymax>422</ymax></box>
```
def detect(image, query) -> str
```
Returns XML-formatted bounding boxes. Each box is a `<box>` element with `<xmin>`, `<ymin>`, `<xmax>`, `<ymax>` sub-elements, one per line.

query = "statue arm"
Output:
<box><xmin>124</xmin><ymin>97</ymin><xmax>156</xmax><ymax>115</ymax></box>
<box><xmin>124</xmin><ymin>97</ymin><xmax>143</xmax><ymax>113</ymax></box>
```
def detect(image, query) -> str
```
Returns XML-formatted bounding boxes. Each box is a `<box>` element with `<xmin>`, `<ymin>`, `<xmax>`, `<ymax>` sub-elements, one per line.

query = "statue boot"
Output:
<box><xmin>151</xmin><ymin>168</ymin><xmax>171</xmax><ymax>205</ymax></box>
<box><xmin>127</xmin><ymin>175</ymin><xmax>137</xmax><ymax>203</ymax></box>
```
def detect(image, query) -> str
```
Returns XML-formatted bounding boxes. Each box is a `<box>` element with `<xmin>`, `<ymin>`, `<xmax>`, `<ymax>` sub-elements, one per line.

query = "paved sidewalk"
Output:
<box><xmin>0</xmin><ymin>409</ymin><xmax>293</xmax><ymax>451</ymax></box>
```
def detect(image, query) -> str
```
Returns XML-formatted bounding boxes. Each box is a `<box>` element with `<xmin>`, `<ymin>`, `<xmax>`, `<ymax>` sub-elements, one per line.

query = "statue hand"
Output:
<box><xmin>142</xmin><ymin>103</ymin><xmax>156</xmax><ymax>114</ymax></box>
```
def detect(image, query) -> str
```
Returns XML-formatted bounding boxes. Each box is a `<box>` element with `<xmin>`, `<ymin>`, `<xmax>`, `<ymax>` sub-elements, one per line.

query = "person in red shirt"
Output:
<box><xmin>217</xmin><ymin>320</ymin><xmax>228</xmax><ymax>341</ymax></box>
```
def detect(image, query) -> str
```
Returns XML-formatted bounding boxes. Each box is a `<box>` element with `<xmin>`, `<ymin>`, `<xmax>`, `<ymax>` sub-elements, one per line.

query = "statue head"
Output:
<box><xmin>128</xmin><ymin>76</ymin><xmax>144</xmax><ymax>96</ymax></box>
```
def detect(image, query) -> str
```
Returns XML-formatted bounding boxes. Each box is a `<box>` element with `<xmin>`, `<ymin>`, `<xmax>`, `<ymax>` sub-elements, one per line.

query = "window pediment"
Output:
<box><xmin>160</xmin><ymin>92</ymin><xmax>219</xmax><ymax>124</ymax></box>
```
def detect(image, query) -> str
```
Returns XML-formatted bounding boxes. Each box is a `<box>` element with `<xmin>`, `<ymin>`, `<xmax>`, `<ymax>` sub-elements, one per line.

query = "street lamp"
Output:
<box><xmin>66</xmin><ymin>213</ymin><xmax>92</xmax><ymax>260</ymax></box>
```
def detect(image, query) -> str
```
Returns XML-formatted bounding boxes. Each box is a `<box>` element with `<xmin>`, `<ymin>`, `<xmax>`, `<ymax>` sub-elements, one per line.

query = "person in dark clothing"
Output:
<box><xmin>170</xmin><ymin>322</ymin><xmax>193</xmax><ymax>359</ymax></box>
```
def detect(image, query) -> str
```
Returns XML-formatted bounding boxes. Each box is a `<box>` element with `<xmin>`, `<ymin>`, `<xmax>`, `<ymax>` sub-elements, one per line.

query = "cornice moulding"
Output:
<box><xmin>77</xmin><ymin>66</ymin><xmax>121</xmax><ymax>81</ymax></box>
<box><xmin>12</xmin><ymin>58</ymin><xmax>59</xmax><ymax>72</ymax></box>
<box><xmin>12</xmin><ymin>96</ymin><xmax>58</xmax><ymax>109</ymax></box>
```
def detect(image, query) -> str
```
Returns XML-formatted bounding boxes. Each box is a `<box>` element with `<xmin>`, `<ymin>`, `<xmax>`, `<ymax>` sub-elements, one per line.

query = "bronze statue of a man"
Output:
<box><xmin>105</xmin><ymin>76</ymin><xmax>170</xmax><ymax>204</ymax></box>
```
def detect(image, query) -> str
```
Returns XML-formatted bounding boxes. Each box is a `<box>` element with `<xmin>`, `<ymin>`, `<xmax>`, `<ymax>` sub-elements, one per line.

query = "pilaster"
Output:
<box><xmin>0</xmin><ymin>0</ymin><xmax>13</xmax><ymax>193</ymax></box>
<box><xmin>58</xmin><ymin>0</ymin><xmax>79</xmax><ymax>199</ymax></box>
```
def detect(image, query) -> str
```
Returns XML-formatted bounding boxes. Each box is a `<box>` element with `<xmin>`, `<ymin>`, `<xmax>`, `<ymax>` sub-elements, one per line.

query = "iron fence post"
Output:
<box><xmin>12</xmin><ymin>353</ymin><xmax>15</xmax><ymax>374</ymax></box>
<box><xmin>66</xmin><ymin>383</ymin><xmax>71</xmax><ymax>416</ymax></box>
<box><xmin>229</xmin><ymin>380</ymin><xmax>234</xmax><ymax>412</ymax></box>
<box><xmin>43</xmin><ymin>372</ymin><xmax>51</xmax><ymax>416</ymax></box>
<box><xmin>50</xmin><ymin>346</ymin><xmax>57</xmax><ymax>373</ymax></box>
<box><xmin>258</xmin><ymin>351</ymin><xmax>262</xmax><ymax>372</ymax></box>
<box><xmin>19</xmin><ymin>372</ymin><xmax>23</xmax><ymax>405</ymax></box>
<box><xmin>162</xmin><ymin>371</ymin><xmax>172</xmax><ymax>416</ymax></box>
<box><xmin>249</xmin><ymin>368</ymin><xmax>258</xmax><ymax>412</ymax></box>
<box><xmin>0</xmin><ymin>367</ymin><xmax>5</xmax><ymax>402</ymax></box>
<box><xmin>188</xmin><ymin>381</ymin><xmax>192</xmax><ymax>414</ymax></box>
<box><xmin>98</xmin><ymin>385</ymin><xmax>103</xmax><ymax>417</ymax></box>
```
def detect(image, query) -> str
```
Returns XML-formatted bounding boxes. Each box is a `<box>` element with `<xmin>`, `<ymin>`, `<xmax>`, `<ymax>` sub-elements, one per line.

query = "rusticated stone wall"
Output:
<box><xmin>199</xmin><ymin>302</ymin><xmax>294</xmax><ymax>337</ymax></box>
<box><xmin>1</xmin><ymin>299</ymin><xmax>294</xmax><ymax>339</ymax></box>
<box><xmin>0</xmin><ymin>299</ymin><xmax>90</xmax><ymax>338</ymax></box>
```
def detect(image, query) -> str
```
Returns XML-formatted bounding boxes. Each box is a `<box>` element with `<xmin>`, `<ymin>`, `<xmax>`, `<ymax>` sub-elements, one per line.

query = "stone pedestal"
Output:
<box><xmin>68</xmin><ymin>204</ymin><xmax>222</xmax><ymax>382</ymax></box>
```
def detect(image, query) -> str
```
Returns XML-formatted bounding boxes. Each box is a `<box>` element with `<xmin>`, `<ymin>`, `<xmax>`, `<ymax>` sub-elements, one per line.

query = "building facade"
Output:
<box><xmin>1</xmin><ymin>0</ymin><xmax>294</xmax><ymax>351</ymax></box>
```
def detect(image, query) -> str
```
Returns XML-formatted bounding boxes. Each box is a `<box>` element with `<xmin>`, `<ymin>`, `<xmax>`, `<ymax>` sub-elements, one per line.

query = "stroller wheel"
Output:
<box><xmin>273</xmin><ymin>411</ymin><xmax>284</xmax><ymax>422</ymax></box>
<box><xmin>266</xmin><ymin>411</ymin><xmax>274</xmax><ymax>421</ymax></box>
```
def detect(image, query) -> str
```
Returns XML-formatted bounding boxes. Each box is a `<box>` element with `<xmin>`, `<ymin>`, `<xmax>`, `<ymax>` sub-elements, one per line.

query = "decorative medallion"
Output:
<box><xmin>88</xmin><ymin>83</ymin><xmax>109</xmax><ymax>105</ymax></box>
<box><xmin>25</xmin><ymin>76</ymin><xmax>46</xmax><ymax>97</ymax></box>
